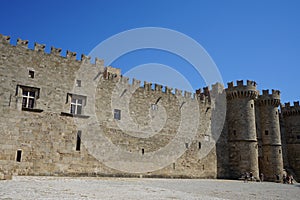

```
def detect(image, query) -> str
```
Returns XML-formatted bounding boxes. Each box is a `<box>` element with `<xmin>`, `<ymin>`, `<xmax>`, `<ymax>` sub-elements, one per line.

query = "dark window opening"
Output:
<box><xmin>142</xmin><ymin>148</ymin><xmax>144</xmax><ymax>155</ymax></box>
<box><xmin>16</xmin><ymin>150</ymin><xmax>22</xmax><ymax>162</ymax></box>
<box><xmin>76</xmin><ymin>80</ymin><xmax>81</xmax><ymax>87</ymax></box>
<box><xmin>28</xmin><ymin>70</ymin><xmax>34</xmax><ymax>78</ymax></box>
<box><xmin>173</xmin><ymin>163</ymin><xmax>175</xmax><ymax>170</ymax></box>
<box><xmin>297</xmin><ymin>135</ymin><xmax>300</xmax><ymax>139</ymax></box>
<box><xmin>233</xmin><ymin>130</ymin><xmax>236</xmax><ymax>136</ymax></box>
<box><xmin>202</xmin><ymin>164</ymin><xmax>205</xmax><ymax>170</ymax></box>
<box><xmin>279</xmin><ymin>149</ymin><xmax>281</xmax><ymax>154</ymax></box>
<box><xmin>114</xmin><ymin>109</ymin><xmax>121</xmax><ymax>120</ymax></box>
<box><xmin>251</xmin><ymin>104</ymin><xmax>253</xmax><ymax>108</ymax></box>
<box><xmin>265</xmin><ymin>130</ymin><xmax>269</xmax><ymax>135</ymax></box>
<box><xmin>198</xmin><ymin>142</ymin><xmax>201</xmax><ymax>149</ymax></box>
<box><xmin>76</xmin><ymin>131</ymin><xmax>81</xmax><ymax>151</ymax></box>
<box><xmin>185</xmin><ymin>143</ymin><xmax>189</xmax><ymax>148</ymax></box>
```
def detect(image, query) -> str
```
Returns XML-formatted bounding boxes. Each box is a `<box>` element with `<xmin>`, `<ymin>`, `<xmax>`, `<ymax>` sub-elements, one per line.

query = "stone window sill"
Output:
<box><xmin>21</xmin><ymin>107</ymin><xmax>43</xmax><ymax>113</ymax></box>
<box><xmin>60</xmin><ymin>112</ymin><xmax>90</xmax><ymax>118</ymax></box>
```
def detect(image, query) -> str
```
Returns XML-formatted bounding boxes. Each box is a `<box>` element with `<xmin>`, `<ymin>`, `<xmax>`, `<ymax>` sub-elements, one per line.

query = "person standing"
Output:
<box><xmin>260</xmin><ymin>173</ymin><xmax>264</xmax><ymax>182</ymax></box>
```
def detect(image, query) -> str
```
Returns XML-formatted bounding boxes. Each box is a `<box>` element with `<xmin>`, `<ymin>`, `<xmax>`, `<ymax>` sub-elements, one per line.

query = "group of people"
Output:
<box><xmin>243</xmin><ymin>171</ymin><xmax>256</xmax><ymax>182</ymax></box>
<box><xmin>242</xmin><ymin>172</ymin><xmax>294</xmax><ymax>184</ymax></box>
<box><xmin>283</xmin><ymin>174</ymin><xmax>294</xmax><ymax>184</ymax></box>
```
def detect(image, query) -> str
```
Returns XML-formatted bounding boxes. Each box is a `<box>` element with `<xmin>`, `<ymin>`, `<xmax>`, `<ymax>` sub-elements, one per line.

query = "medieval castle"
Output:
<box><xmin>0</xmin><ymin>34</ymin><xmax>299</xmax><ymax>182</ymax></box>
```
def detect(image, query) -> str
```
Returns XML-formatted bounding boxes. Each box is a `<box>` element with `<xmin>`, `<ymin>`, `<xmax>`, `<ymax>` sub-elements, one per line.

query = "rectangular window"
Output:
<box><xmin>76</xmin><ymin>131</ymin><xmax>81</xmax><ymax>151</ymax></box>
<box><xmin>185</xmin><ymin>143</ymin><xmax>189</xmax><ymax>148</ymax></box>
<box><xmin>76</xmin><ymin>80</ymin><xmax>81</xmax><ymax>87</ymax></box>
<box><xmin>265</xmin><ymin>130</ymin><xmax>269</xmax><ymax>135</ymax></box>
<box><xmin>71</xmin><ymin>98</ymin><xmax>83</xmax><ymax>114</ymax></box>
<box><xmin>16</xmin><ymin>150</ymin><xmax>22</xmax><ymax>162</ymax></box>
<box><xmin>22</xmin><ymin>89</ymin><xmax>36</xmax><ymax>109</ymax></box>
<box><xmin>28</xmin><ymin>70</ymin><xmax>35</xmax><ymax>78</ymax></box>
<box><xmin>297</xmin><ymin>135</ymin><xmax>300</xmax><ymax>139</ymax></box>
<box><xmin>114</xmin><ymin>109</ymin><xmax>121</xmax><ymax>120</ymax></box>
<box><xmin>66</xmin><ymin>93</ymin><xmax>86</xmax><ymax>115</ymax></box>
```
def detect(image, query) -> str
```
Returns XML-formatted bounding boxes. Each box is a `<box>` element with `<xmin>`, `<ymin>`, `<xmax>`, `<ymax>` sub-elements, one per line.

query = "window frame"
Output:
<box><xmin>16</xmin><ymin>85</ymin><xmax>41</xmax><ymax>111</ymax></box>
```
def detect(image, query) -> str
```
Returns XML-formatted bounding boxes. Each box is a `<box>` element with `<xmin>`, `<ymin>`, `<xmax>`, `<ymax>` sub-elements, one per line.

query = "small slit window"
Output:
<box><xmin>265</xmin><ymin>130</ymin><xmax>269</xmax><ymax>135</ymax></box>
<box><xmin>76</xmin><ymin>130</ymin><xmax>81</xmax><ymax>151</ymax></box>
<box><xmin>114</xmin><ymin>109</ymin><xmax>121</xmax><ymax>120</ymax></box>
<box><xmin>28</xmin><ymin>70</ymin><xmax>34</xmax><ymax>78</ymax></box>
<box><xmin>142</xmin><ymin>148</ymin><xmax>144</xmax><ymax>155</ymax></box>
<box><xmin>76</xmin><ymin>80</ymin><xmax>81</xmax><ymax>87</ymax></box>
<box><xmin>16</xmin><ymin>150</ymin><xmax>22</xmax><ymax>162</ymax></box>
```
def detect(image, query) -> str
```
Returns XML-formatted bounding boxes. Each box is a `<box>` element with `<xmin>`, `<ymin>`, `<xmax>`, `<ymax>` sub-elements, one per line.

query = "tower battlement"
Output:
<box><xmin>226</xmin><ymin>80</ymin><xmax>258</xmax><ymax>100</ymax></box>
<box><xmin>281</xmin><ymin>101</ymin><xmax>300</xmax><ymax>116</ymax></box>
<box><xmin>257</xmin><ymin>89</ymin><xmax>281</xmax><ymax>107</ymax></box>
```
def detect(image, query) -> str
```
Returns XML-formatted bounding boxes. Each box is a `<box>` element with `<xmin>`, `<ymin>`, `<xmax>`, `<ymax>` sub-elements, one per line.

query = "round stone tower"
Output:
<box><xmin>281</xmin><ymin>101</ymin><xmax>300</xmax><ymax>181</ymax></box>
<box><xmin>257</xmin><ymin>89</ymin><xmax>283</xmax><ymax>181</ymax></box>
<box><xmin>226</xmin><ymin>80</ymin><xmax>259</xmax><ymax>179</ymax></box>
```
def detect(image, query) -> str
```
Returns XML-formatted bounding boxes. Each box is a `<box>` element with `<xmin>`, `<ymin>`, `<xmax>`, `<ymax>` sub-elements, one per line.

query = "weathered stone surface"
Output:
<box><xmin>0</xmin><ymin>34</ymin><xmax>298</xmax><ymax>181</ymax></box>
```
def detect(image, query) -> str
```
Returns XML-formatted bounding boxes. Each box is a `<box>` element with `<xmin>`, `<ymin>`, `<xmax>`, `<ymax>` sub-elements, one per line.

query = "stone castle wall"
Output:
<box><xmin>0</xmin><ymin>34</ymin><xmax>217</xmax><ymax>178</ymax></box>
<box><xmin>0</xmin><ymin>33</ymin><xmax>299</xmax><ymax>181</ymax></box>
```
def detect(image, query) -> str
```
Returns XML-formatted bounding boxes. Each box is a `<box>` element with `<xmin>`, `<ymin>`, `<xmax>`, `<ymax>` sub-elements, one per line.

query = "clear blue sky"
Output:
<box><xmin>1</xmin><ymin>0</ymin><xmax>299</xmax><ymax>103</ymax></box>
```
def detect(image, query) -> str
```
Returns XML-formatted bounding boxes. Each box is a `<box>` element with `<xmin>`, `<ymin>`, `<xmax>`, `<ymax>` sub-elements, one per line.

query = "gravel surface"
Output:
<box><xmin>0</xmin><ymin>176</ymin><xmax>299</xmax><ymax>199</ymax></box>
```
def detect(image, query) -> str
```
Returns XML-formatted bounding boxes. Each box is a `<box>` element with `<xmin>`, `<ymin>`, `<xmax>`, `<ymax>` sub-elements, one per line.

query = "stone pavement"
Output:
<box><xmin>0</xmin><ymin>176</ymin><xmax>299</xmax><ymax>199</ymax></box>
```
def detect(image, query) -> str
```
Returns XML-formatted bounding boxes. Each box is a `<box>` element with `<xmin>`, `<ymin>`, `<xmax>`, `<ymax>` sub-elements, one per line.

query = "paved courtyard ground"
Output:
<box><xmin>0</xmin><ymin>176</ymin><xmax>299</xmax><ymax>199</ymax></box>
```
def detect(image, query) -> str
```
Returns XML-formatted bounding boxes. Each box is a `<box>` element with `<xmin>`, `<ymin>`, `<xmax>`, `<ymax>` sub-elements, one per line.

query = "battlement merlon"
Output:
<box><xmin>81</xmin><ymin>54</ymin><xmax>92</xmax><ymax>64</ymax></box>
<box><xmin>34</xmin><ymin>42</ymin><xmax>46</xmax><ymax>52</ymax></box>
<box><xmin>0</xmin><ymin>34</ymin><xmax>11</xmax><ymax>44</ymax></box>
<box><xmin>154</xmin><ymin>84</ymin><xmax>162</xmax><ymax>92</ymax></box>
<box><xmin>51</xmin><ymin>46</ymin><xmax>62</xmax><ymax>56</ymax></box>
<box><xmin>17</xmin><ymin>38</ymin><xmax>29</xmax><ymax>48</ymax></box>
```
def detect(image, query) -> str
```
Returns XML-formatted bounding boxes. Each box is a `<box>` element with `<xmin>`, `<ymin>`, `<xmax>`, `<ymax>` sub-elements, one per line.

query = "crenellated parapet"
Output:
<box><xmin>195</xmin><ymin>86</ymin><xmax>211</xmax><ymax>102</ymax></box>
<box><xmin>112</xmin><ymin>76</ymin><xmax>214</xmax><ymax>102</ymax></box>
<box><xmin>226</xmin><ymin>80</ymin><xmax>258</xmax><ymax>100</ymax></box>
<box><xmin>0</xmin><ymin>34</ymin><xmax>106</xmax><ymax>69</ymax></box>
<box><xmin>281</xmin><ymin>101</ymin><xmax>300</xmax><ymax>117</ymax></box>
<box><xmin>257</xmin><ymin>89</ymin><xmax>281</xmax><ymax>107</ymax></box>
